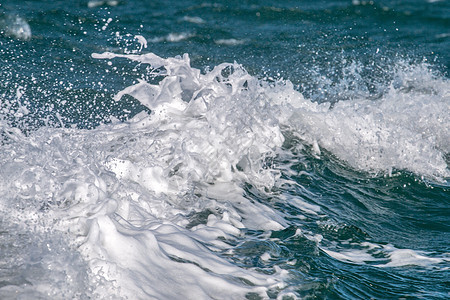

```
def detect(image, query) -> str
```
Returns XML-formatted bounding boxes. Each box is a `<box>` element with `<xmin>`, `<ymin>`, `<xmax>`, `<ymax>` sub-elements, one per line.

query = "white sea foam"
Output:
<box><xmin>215</xmin><ymin>38</ymin><xmax>246</xmax><ymax>46</ymax></box>
<box><xmin>182</xmin><ymin>16</ymin><xmax>205</xmax><ymax>24</ymax></box>
<box><xmin>134</xmin><ymin>35</ymin><xmax>147</xmax><ymax>51</ymax></box>
<box><xmin>0</xmin><ymin>52</ymin><xmax>293</xmax><ymax>298</ymax></box>
<box><xmin>0</xmin><ymin>14</ymin><xmax>31</xmax><ymax>41</ymax></box>
<box><xmin>87</xmin><ymin>0</ymin><xmax>119</xmax><ymax>8</ymax></box>
<box><xmin>322</xmin><ymin>243</ymin><xmax>449</xmax><ymax>268</ymax></box>
<box><xmin>0</xmin><ymin>124</ymin><xmax>285</xmax><ymax>298</ymax></box>
<box><xmin>0</xmin><ymin>52</ymin><xmax>448</xmax><ymax>298</ymax></box>
<box><xmin>149</xmin><ymin>32</ymin><xmax>194</xmax><ymax>43</ymax></box>
<box><xmin>286</xmin><ymin>63</ymin><xmax>450</xmax><ymax>179</ymax></box>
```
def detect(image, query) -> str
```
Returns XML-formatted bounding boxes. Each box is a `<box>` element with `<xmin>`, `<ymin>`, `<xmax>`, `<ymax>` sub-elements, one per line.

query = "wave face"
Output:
<box><xmin>0</xmin><ymin>0</ymin><xmax>449</xmax><ymax>299</ymax></box>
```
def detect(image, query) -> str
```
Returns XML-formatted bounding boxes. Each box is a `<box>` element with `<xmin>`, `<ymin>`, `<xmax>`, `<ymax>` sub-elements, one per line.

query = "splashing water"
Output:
<box><xmin>0</xmin><ymin>49</ymin><xmax>449</xmax><ymax>299</ymax></box>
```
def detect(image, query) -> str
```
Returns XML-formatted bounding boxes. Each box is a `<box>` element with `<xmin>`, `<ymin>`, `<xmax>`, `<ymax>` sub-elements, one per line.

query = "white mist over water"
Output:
<box><xmin>0</xmin><ymin>51</ymin><xmax>448</xmax><ymax>299</ymax></box>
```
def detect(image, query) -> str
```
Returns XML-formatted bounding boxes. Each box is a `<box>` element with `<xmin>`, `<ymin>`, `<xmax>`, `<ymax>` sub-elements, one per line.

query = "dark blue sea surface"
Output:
<box><xmin>0</xmin><ymin>0</ymin><xmax>449</xmax><ymax>299</ymax></box>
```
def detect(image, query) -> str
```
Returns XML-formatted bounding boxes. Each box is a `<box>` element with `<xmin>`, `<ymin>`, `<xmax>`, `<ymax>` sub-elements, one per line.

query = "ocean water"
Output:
<box><xmin>0</xmin><ymin>0</ymin><xmax>449</xmax><ymax>299</ymax></box>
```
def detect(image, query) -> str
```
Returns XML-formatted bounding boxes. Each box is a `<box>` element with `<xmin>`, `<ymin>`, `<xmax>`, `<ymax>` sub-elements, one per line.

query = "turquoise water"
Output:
<box><xmin>1</xmin><ymin>1</ymin><xmax>449</xmax><ymax>299</ymax></box>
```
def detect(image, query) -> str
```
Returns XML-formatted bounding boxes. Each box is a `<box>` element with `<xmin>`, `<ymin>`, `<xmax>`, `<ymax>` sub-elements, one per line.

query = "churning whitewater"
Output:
<box><xmin>1</xmin><ymin>49</ymin><xmax>448</xmax><ymax>299</ymax></box>
<box><xmin>3</xmin><ymin>0</ymin><xmax>450</xmax><ymax>298</ymax></box>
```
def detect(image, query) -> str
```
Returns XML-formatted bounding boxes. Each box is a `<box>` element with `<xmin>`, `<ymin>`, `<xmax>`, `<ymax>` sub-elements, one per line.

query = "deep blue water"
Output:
<box><xmin>1</xmin><ymin>1</ymin><xmax>449</xmax><ymax>299</ymax></box>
